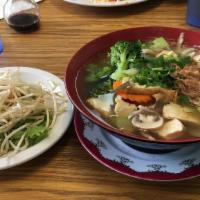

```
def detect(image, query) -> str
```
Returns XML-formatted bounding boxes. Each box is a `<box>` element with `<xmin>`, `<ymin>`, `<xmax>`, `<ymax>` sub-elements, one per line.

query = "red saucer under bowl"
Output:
<box><xmin>74</xmin><ymin>111</ymin><xmax>200</xmax><ymax>181</ymax></box>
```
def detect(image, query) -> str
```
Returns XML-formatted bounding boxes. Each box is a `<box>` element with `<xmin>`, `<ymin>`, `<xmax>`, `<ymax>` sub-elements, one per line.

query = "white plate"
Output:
<box><xmin>64</xmin><ymin>0</ymin><xmax>149</xmax><ymax>7</ymax></box>
<box><xmin>0</xmin><ymin>67</ymin><xmax>74</xmax><ymax>170</ymax></box>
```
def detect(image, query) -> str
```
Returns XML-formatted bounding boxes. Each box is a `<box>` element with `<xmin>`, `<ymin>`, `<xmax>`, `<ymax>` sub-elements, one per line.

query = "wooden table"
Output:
<box><xmin>0</xmin><ymin>0</ymin><xmax>200</xmax><ymax>199</ymax></box>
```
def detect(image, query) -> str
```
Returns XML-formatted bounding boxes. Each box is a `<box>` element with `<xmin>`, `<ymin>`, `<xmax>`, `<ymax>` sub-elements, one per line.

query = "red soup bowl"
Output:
<box><xmin>65</xmin><ymin>26</ymin><xmax>200</xmax><ymax>152</ymax></box>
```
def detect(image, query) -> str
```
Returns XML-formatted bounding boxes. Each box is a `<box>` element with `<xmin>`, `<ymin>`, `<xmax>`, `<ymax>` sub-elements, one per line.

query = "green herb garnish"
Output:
<box><xmin>178</xmin><ymin>95</ymin><xmax>190</xmax><ymax>105</ymax></box>
<box><xmin>133</xmin><ymin>56</ymin><xmax>176</xmax><ymax>88</ymax></box>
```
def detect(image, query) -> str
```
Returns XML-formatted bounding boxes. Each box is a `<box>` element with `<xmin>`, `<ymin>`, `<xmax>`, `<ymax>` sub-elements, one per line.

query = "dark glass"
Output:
<box><xmin>8</xmin><ymin>13</ymin><xmax>40</xmax><ymax>32</ymax></box>
<box><xmin>4</xmin><ymin>0</ymin><xmax>40</xmax><ymax>33</ymax></box>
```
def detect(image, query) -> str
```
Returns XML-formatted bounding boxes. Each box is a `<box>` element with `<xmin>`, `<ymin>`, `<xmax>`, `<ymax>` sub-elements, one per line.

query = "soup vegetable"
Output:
<box><xmin>81</xmin><ymin>33</ymin><xmax>200</xmax><ymax>141</ymax></box>
<box><xmin>0</xmin><ymin>70</ymin><xmax>66</xmax><ymax>157</ymax></box>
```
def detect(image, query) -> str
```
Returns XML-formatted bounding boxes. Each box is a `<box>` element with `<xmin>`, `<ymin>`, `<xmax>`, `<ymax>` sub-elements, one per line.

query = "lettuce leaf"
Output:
<box><xmin>26</xmin><ymin>125</ymin><xmax>48</xmax><ymax>146</ymax></box>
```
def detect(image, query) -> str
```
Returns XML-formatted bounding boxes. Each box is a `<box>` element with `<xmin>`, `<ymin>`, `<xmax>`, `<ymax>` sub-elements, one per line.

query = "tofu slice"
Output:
<box><xmin>87</xmin><ymin>93</ymin><xmax>114</xmax><ymax>116</ymax></box>
<box><xmin>114</xmin><ymin>95</ymin><xmax>137</xmax><ymax>117</ymax></box>
<box><xmin>154</xmin><ymin>119</ymin><xmax>185</xmax><ymax>140</ymax></box>
<box><xmin>163</xmin><ymin>103</ymin><xmax>200</xmax><ymax>125</ymax></box>
<box><xmin>185</xmin><ymin>123</ymin><xmax>200</xmax><ymax>137</ymax></box>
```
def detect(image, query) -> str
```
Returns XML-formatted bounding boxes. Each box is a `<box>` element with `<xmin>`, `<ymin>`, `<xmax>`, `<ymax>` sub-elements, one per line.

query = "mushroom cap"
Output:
<box><xmin>130</xmin><ymin>107</ymin><xmax>164</xmax><ymax>130</ymax></box>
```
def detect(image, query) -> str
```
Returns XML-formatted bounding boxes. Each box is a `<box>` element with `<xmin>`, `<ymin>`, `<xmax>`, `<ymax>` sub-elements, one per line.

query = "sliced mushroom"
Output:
<box><xmin>130</xmin><ymin>107</ymin><xmax>164</xmax><ymax>130</ymax></box>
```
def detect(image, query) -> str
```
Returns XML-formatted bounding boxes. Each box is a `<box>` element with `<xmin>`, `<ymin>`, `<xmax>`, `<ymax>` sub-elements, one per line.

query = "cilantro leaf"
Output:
<box><xmin>26</xmin><ymin>125</ymin><xmax>48</xmax><ymax>146</ymax></box>
<box><xmin>177</xmin><ymin>95</ymin><xmax>190</xmax><ymax>105</ymax></box>
<box><xmin>133</xmin><ymin>56</ymin><xmax>176</xmax><ymax>88</ymax></box>
<box><xmin>89</xmin><ymin>78</ymin><xmax>113</xmax><ymax>98</ymax></box>
<box><xmin>85</xmin><ymin>64</ymin><xmax>114</xmax><ymax>82</ymax></box>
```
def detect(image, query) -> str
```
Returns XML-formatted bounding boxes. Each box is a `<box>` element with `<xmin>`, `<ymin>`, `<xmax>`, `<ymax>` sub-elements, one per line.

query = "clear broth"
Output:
<box><xmin>76</xmin><ymin>51</ymin><xmax>200</xmax><ymax>140</ymax></box>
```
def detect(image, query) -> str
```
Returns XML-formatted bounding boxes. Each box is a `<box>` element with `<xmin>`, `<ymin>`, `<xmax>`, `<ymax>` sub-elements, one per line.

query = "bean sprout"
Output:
<box><xmin>0</xmin><ymin>70</ymin><xmax>67</xmax><ymax>157</ymax></box>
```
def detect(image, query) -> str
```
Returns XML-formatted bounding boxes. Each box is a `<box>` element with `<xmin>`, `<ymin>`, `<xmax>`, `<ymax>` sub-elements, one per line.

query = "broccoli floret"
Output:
<box><xmin>110</xmin><ymin>68</ymin><xmax>138</xmax><ymax>80</ymax></box>
<box><xmin>109</xmin><ymin>40</ymin><xmax>142</xmax><ymax>70</ymax></box>
<box><xmin>109</xmin><ymin>40</ymin><xmax>142</xmax><ymax>80</ymax></box>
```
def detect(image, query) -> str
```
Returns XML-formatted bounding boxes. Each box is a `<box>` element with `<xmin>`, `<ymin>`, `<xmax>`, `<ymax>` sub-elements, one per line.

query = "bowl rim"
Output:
<box><xmin>65</xmin><ymin>26</ymin><xmax>200</xmax><ymax>144</ymax></box>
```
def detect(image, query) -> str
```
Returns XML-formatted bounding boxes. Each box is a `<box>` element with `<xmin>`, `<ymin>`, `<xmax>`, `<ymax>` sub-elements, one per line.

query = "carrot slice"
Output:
<box><xmin>112</xmin><ymin>81</ymin><xmax>155</xmax><ymax>106</ymax></box>
<box><xmin>120</xmin><ymin>94</ymin><xmax>155</xmax><ymax>106</ymax></box>
<box><xmin>112</xmin><ymin>80</ymin><xmax>126</xmax><ymax>95</ymax></box>
<box><xmin>113</xmin><ymin>80</ymin><xmax>123</xmax><ymax>90</ymax></box>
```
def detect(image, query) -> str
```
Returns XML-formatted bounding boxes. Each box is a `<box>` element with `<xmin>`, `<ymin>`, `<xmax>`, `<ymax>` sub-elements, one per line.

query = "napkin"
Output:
<box><xmin>0</xmin><ymin>0</ymin><xmax>44</xmax><ymax>20</ymax></box>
